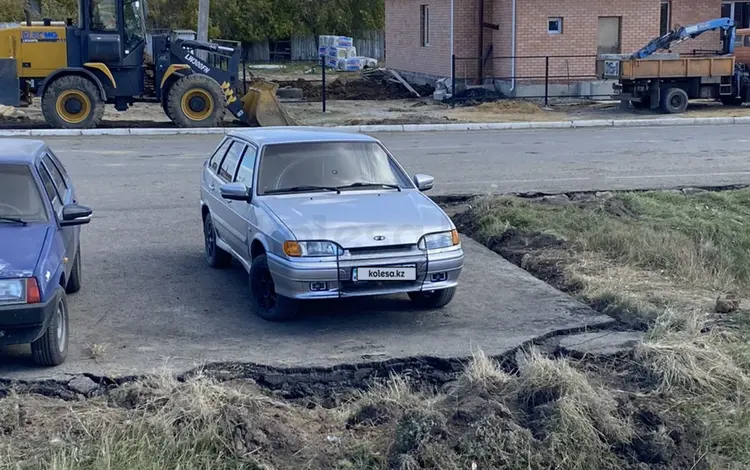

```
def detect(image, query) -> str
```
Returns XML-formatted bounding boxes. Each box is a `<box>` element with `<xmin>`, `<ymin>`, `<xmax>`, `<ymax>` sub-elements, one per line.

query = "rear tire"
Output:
<box><xmin>65</xmin><ymin>244</ymin><xmax>82</xmax><ymax>294</ymax></box>
<box><xmin>203</xmin><ymin>212</ymin><xmax>232</xmax><ymax>269</ymax></box>
<box><xmin>659</xmin><ymin>87</ymin><xmax>689</xmax><ymax>114</ymax></box>
<box><xmin>41</xmin><ymin>75</ymin><xmax>105</xmax><ymax>129</ymax></box>
<box><xmin>249</xmin><ymin>254</ymin><xmax>301</xmax><ymax>322</ymax></box>
<box><xmin>167</xmin><ymin>74</ymin><xmax>227</xmax><ymax>127</ymax></box>
<box><xmin>31</xmin><ymin>287</ymin><xmax>69</xmax><ymax>367</ymax></box>
<box><xmin>408</xmin><ymin>287</ymin><xmax>457</xmax><ymax>309</ymax></box>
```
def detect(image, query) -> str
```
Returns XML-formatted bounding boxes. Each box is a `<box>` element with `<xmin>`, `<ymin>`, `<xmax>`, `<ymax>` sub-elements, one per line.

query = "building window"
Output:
<box><xmin>548</xmin><ymin>17</ymin><xmax>563</xmax><ymax>34</ymax></box>
<box><xmin>420</xmin><ymin>5</ymin><xmax>430</xmax><ymax>46</ymax></box>
<box><xmin>722</xmin><ymin>1</ymin><xmax>750</xmax><ymax>28</ymax></box>
<box><xmin>660</xmin><ymin>1</ymin><xmax>671</xmax><ymax>35</ymax></box>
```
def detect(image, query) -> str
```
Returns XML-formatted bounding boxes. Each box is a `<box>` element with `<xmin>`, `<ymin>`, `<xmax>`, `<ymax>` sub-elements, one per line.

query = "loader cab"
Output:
<box><xmin>68</xmin><ymin>0</ymin><xmax>148</xmax><ymax>96</ymax></box>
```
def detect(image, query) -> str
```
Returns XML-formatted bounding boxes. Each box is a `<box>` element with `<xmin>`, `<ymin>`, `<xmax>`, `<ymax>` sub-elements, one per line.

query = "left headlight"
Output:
<box><xmin>284</xmin><ymin>240</ymin><xmax>344</xmax><ymax>257</ymax></box>
<box><xmin>418</xmin><ymin>229</ymin><xmax>460</xmax><ymax>250</ymax></box>
<box><xmin>0</xmin><ymin>279</ymin><xmax>26</xmax><ymax>303</ymax></box>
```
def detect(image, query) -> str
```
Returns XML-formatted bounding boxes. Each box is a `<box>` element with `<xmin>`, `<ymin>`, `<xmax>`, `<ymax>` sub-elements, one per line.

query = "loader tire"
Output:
<box><xmin>41</xmin><ymin>75</ymin><xmax>104</xmax><ymax>129</ymax></box>
<box><xmin>660</xmin><ymin>87</ymin><xmax>689</xmax><ymax>114</ymax></box>
<box><xmin>167</xmin><ymin>75</ymin><xmax>226</xmax><ymax>128</ymax></box>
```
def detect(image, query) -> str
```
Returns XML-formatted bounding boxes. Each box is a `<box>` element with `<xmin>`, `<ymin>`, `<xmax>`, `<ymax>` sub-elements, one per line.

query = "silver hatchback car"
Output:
<box><xmin>199</xmin><ymin>128</ymin><xmax>464</xmax><ymax>321</ymax></box>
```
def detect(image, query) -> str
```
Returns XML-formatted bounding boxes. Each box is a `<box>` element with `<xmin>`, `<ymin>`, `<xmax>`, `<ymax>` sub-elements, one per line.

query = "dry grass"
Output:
<box><xmin>458</xmin><ymin>188</ymin><xmax>750</xmax><ymax>468</ymax></box>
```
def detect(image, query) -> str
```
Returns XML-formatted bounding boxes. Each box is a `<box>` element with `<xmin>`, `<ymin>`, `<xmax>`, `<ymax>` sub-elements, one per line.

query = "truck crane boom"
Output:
<box><xmin>631</xmin><ymin>17</ymin><xmax>737</xmax><ymax>59</ymax></box>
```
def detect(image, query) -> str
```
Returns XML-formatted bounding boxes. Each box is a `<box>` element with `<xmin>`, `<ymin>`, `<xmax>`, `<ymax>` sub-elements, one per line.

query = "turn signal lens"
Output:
<box><xmin>26</xmin><ymin>278</ymin><xmax>41</xmax><ymax>304</ymax></box>
<box><xmin>284</xmin><ymin>241</ymin><xmax>302</xmax><ymax>257</ymax></box>
<box><xmin>451</xmin><ymin>229</ymin><xmax>460</xmax><ymax>245</ymax></box>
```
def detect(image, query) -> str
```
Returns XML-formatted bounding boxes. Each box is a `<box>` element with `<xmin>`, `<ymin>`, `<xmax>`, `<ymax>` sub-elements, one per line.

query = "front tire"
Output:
<box><xmin>41</xmin><ymin>75</ymin><xmax>105</xmax><ymax>129</ymax></box>
<box><xmin>65</xmin><ymin>244</ymin><xmax>82</xmax><ymax>294</ymax></box>
<box><xmin>408</xmin><ymin>287</ymin><xmax>457</xmax><ymax>309</ymax></box>
<box><xmin>249</xmin><ymin>254</ymin><xmax>301</xmax><ymax>322</ymax></box>
<box><xmin>203</xmin><ymin>212</ymin><xmax>232</xmax><ymax>269</ymax></box>
<box><xmin>167</xmin><ymin>74</ymin><xmax>227</xmax><ymax>128</ymax></box>
<box><xmin>31</xmin><ymin>287</ymin><xmax>69</xmax><ymax>367</ymax></box>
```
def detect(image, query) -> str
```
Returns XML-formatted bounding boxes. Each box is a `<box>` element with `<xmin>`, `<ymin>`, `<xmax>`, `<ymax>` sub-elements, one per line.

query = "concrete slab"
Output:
<box><xmin>0</xmin><ymin>142</ymin><xmax>613</xmax><ymax>380</ymax></box>
<box><xmin>558</xmin><ymin>331</ymin><xmax>645</xmax><ymax>357</ymax></box>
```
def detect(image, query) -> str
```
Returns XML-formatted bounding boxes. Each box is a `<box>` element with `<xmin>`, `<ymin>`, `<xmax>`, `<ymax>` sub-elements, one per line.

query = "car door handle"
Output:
<box><xmin>208</xmin><ymin>183</ymin><xmax>215</xmax><ymax>190</ymax></box>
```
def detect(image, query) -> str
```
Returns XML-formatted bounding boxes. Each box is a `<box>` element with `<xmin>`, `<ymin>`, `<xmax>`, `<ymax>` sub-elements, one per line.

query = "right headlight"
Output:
<box><xmin>0</xmin><ymin>277</ymin><xmax>40</xmax><ymax>305</ymax></box>
<box><xmin>418</xmin><ymin>230</ymin><xmax>460</xmax><ymax>250</ymax></box>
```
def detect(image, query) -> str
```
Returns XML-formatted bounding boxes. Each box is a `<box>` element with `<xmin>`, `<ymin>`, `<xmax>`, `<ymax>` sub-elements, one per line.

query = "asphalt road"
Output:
<box><xmin>0</xmin><ymin>135</ymin><xmax>612</xmax><ymax>379</ymax></box>
<box><xmin>26</xmin><ymin>123</ymin><xmax>750</xmax><ymax>195</ymax></box>
<box><xmin>1</xmin><ymin>124</ymin><xmax>746</xmax><ymax>379</ymax></box>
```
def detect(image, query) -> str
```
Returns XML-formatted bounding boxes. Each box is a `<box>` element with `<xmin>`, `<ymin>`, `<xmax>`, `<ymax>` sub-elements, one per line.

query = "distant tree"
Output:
<box><xmin>0</xmin><ymin>0</ymin><xmax>25</xmax><ymax>22</ymax></box>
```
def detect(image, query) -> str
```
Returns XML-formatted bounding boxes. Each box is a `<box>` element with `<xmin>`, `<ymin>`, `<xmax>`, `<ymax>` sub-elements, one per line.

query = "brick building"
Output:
<box><xmin>385</xmin><ymin>0</ymin><xmax>745</xmax><ymax>96</ymax></box>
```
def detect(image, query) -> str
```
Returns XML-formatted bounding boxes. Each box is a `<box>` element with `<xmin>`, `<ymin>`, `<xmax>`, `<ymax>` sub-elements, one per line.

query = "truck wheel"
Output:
<box><xmin>41</xmin><ymin>75</ymin><xmax>105</xmax><ymax>129</ymax></box>
<box><xmin>30</xmin><ymin>287</ymin><xmax>69</xmax><ymax>367</ymax></box>
<box><xmin>660</xmin><ymin>88</ymin><xmax>689</xmax><ymax>114</ymax></box>
<box><xmin>167</xmin><ymin>74</ymin><xmax>226</xmax><ymax>127</ymax></box>
<box><xmin>720</xmin><ymin>96</ymin><xmax>743</xmax><ymax>106</ymax></box>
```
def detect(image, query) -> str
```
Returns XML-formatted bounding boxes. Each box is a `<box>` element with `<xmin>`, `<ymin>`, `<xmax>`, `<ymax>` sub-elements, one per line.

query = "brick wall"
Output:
<box><xmin>386</xmin><ymin>0</ymin><xmax>727</xmax><ymax>83</ymax></box>
<box><xmin>385</xmin><ymin>0</ymin><xmax>480</xmax><ymax>80</ymax></box>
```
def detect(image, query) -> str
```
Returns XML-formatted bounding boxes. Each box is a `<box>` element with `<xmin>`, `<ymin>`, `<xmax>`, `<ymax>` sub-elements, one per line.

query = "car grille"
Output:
<box><xmin>346</xmin><ymin>244</ymin><xmax>416</xmax><ymax>256</ymax></box>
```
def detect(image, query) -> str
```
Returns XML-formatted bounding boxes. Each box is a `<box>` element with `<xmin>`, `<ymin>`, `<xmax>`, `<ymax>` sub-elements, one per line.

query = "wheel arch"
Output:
<box><xmin>38</xmin><ymin>68</ymin><xmax>107</xmax><ymax>101</ymax></box>
<box><xmin>250</xmin><ymin>237</ymin><xmax>267</xmax><ymax>260</ymax></box>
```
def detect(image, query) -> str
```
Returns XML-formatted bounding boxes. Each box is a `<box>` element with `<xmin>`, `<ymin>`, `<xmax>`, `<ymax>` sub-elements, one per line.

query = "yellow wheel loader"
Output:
<box><xmin>0</xmin><ymin>0</ymin><xmax>297</xmax><ymax>129</ymax></box>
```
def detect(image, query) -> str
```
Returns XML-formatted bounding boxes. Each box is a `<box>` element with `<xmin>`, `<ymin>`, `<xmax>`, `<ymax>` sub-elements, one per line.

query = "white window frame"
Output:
<box><xmin>548</xmin><ymin>17</ymin><xmax>563</xmax><ymax>35</ymax></box>
<box><xmin>420</xmin><ymin>5</ymin><xmax>430</xmax><ymax>47</ymax></box>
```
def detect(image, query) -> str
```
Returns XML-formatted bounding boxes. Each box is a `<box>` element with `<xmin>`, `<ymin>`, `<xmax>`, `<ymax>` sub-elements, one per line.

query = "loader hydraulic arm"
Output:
<box><xmin>169</xmin><ymin>38</ymin><xmax>246</xmax><ymax>120</ymax></box>
<box><xmin>631</xmin><ymin>17</ymin><xmax>737</xmax><ymax>59</ymax></box>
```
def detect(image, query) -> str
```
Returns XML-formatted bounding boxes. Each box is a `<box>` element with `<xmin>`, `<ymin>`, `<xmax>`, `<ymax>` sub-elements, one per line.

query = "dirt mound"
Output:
<box><xmin>475</xmin><ymin>100</ymin><xmax>544</xmax><ymax>114</ymax></box>
<box><xmin>272</xmin><ymin>77</ymin><xmax>434</xmax><ymax>101</ymax></box>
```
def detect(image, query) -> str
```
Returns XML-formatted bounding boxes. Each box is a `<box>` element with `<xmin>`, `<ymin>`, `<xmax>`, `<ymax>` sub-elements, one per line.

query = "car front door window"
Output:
<box><xmin>42</xmin><ymin>154</ymin><xmax>68</xmax><ymax>201</ymax></box>
<box><xmin>234</xmin><ymin>145</ymin><xmax>257</xmax><ymax>187</ymax></box>
<box><xmin>37</xmin><ymin>164</ymin><xmax>63</xmax><ymax>213</ymax></box>
<box><xmin>218</xmin><ymin>142</ymin><xmax>245</xmax><ymax>183</ymax></box>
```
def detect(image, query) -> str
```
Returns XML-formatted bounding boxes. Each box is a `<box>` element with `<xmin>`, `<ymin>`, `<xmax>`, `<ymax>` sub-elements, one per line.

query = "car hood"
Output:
<box><xmin>262</xmin><ymin>190</ymin><xmax>454</xmax><ymax>248</ymax></box>
<box><xmin>0</xmin><ymin>224</ymin><xmax>49</xmax><ymax>279</ymax></box>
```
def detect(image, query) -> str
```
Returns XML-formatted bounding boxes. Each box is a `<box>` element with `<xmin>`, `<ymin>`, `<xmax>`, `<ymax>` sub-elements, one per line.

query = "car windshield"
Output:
<box><xmin>0</xmin><ymin>164</ymin><xmax>49</xmax><ymax>223</ymax></box>
<box><xmin>256</xmin><ymin>141</ymin><xmax>413</xmax><ymax>195</ymax></box>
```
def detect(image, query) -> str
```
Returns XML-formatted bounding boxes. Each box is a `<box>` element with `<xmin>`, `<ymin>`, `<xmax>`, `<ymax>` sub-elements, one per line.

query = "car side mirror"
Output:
<box><xmin>60</xmin><ymin>203</ymin><xmax>93</xmax><ymax>227</ymax></box>
<box><xmin>413</xmin><ymin>174</ymin><xmax>435</xmax><ymax>192</ymax></box>
<box><xmin>221</xmin><ymin>182</ymin><xmax>252</xmax><ymax>201</ymax></box>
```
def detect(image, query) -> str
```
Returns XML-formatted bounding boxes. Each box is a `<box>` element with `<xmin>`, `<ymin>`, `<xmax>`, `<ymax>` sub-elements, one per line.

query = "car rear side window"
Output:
<box><xmin>209</xmin><ymin>139</ymin><xmax>232</xmax><ymax>173</ymax></box>
<box><xmin>43</xmin><ymin>154</ymin><xmax>67</xmax><ymax>197</ymax></box>
<box><xmin>234</xmin><ymin>145</ymin><xmax>257</xmax><ymax>186</ymax></box>
<box><xmin>218</xmin><ymin>142</ymin><xmax>245</xmax><ymax>182</ymax></box>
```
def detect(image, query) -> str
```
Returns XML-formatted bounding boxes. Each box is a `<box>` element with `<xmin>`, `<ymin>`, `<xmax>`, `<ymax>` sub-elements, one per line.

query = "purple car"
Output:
<box><xmin>0</xmin><ymin>139</ymin><xmax>92</xmax><ymax>367</ymax></box>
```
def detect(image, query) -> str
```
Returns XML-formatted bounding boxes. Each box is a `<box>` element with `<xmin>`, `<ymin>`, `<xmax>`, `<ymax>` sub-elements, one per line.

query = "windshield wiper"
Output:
<box><xmin>0</xmin><ymin>216</ymin><xmax>28</xmax><ymax>226</ymax></box>
<box><xmin>337</xmin><ymin>182</ymin><xmax>402</xmax><ymax>192</ymax></box>
<box><xmin>265</xmin><ymin>185</ymin><xmax>341</xmax><ymax>195</ymax></box>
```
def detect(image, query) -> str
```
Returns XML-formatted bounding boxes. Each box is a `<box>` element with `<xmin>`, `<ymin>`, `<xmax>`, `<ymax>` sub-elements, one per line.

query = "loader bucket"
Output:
<box><xmin>240</xmin><ymin>79</ymin><xmax>299</xmax><ymax>127</ymax></box>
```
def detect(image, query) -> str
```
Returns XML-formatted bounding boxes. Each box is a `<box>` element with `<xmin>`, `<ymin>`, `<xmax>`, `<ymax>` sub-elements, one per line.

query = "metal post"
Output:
<box><xmin>321</xmin><ymin>54</ymin><xmax>327</xmax><ymax>113</ymax></box>
<box><xmin>197</xmin><ymin>0</ymin><xmax>210</xmax><ymax>60</ymax></box>
<box><xmin>451</xmin><ymin>54</ymin><xmax>456</xmax><ymax>108</ymax></box>
<box><xmin>242</xmin><ymin>57</ymin><xmax>247</xmax><ymax>95</ymax></box>
<box><xmin>544</xmin><ymin>56</ymin><xmax>549</xmax><ymax>107</ymax></box>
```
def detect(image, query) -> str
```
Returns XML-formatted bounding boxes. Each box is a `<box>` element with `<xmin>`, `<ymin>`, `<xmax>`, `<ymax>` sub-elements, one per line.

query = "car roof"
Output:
<box><xmin>227</xmin><ymin>127</ymin><xmax>378</xmax><ymax>146</ymax></box>
<box><xmin>0</xmin><ymin>138</ymin><xmax>46</xmax><ymax>165</ymax></box>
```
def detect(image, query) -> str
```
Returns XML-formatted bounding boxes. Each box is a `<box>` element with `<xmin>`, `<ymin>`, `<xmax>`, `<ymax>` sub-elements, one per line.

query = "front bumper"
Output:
<box><xmin>267</xmin><ymin>245</ymin><xmax>464</xmax><ymax>300</ymax></box>
<box><xmin>0</xmin><ymin>295</ymin><xmax>57</xmax><ymax>346</ymax></box>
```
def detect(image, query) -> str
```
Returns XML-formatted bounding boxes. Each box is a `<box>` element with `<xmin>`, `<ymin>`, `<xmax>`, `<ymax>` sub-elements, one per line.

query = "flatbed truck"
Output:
<box><xmin>597</xmin><ymin>18</ymin><xmax>750</xmax><ymax>113</ymax></box>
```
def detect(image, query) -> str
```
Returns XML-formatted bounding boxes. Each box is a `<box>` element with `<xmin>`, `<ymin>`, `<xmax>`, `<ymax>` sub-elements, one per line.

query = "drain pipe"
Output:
<box><xmin>450</xmin><ymin>0</ymin><xmax>454</xmax><ymax>88</ymax></box>
<box><xmin>510</xmin><ymin>0</ymin><xmax>517</xmax><ymax>92</ymax></box>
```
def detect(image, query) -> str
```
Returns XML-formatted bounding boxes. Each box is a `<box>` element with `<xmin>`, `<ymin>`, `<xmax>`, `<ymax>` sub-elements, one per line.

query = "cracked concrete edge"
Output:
<box><xmin>0</xmin><ymin>314</ymin><xmax>616</xmax><ymax>387</ymax></box>
<box><xmin>1</xmin><ymin>115</ymin><xmax>749</xmax><ymax>137</ymax></box>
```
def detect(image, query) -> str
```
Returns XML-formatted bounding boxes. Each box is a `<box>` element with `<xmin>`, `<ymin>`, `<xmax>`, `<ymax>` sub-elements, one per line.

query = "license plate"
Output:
<box><xmin>352</xmin><ymin>266</ymin><xmax>416</xmax><ymax>281</ymax></box>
